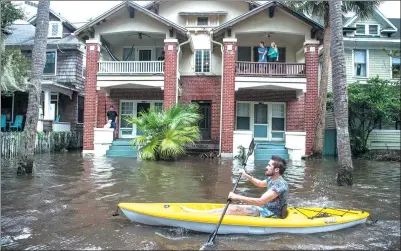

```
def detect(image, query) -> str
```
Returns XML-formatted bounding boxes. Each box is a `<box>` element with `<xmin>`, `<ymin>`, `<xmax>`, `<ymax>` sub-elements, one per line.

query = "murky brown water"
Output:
<box><xmin>1</xmin><ymin>152</ymin><xmax>400</xmax><ymax>250</ymax></box>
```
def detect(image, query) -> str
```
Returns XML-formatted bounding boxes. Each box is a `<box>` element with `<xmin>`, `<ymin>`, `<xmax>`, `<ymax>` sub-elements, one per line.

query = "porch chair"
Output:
<box><xmin>9</xmin><ymin>115</ymin><xmax>23</xmax><ymax>131</ymax></box>
<box><xmin>1</xmin><ymin>114</ymin><xmax>6</xmax><ymax>131</ymax></box>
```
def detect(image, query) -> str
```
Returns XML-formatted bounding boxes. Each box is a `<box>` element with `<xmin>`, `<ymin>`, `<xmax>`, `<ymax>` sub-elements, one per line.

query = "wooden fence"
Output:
<box><xmin>1</xmin><ymin>131</ymin><xmax>83</xmax><ymax>159</ymax></box>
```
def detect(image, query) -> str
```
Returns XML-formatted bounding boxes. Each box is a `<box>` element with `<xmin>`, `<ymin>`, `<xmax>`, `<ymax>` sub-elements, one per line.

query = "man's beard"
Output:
<box><xmin>265</xmin><ymin>171</ymin><xmax>273</xmax><ymax>176</ymax></box>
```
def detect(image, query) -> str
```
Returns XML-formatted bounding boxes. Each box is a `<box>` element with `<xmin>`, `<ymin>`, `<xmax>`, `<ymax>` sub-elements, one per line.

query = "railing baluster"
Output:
<box><xmin>235</xmin><ymin>61</ymin><xmax>306</xmax><ymax>77</ymax></box>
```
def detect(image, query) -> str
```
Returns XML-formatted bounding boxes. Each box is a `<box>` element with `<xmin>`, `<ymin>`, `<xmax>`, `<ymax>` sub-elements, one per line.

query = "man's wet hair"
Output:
<box><xmin>271</xmin><ymin>155</ymin><xmax>286</xmax><ymax>175</ymax></box>
<box><xmin>260</xmin><ymin>41</ymin><xmax>264</xmax><ymax>45</ymax></box>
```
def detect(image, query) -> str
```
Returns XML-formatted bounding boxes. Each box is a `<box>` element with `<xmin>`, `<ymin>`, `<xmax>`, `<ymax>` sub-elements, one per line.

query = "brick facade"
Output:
<box><xmin>82</xmin><ymin>42</ymin><xmax>100</xmax><ymax>150</ymax></box>
<box><xmin>180</xmin><ymin>76</ymin><xmax>221</xmax><ymax>143</ymax></box>
<box><xmin>221</xmin><ymin>40</ymin><xmax>237</xmax><ymax>155</ymax></box>
<box><xmin>286</xmin><ymin>94</ymin><xmax>305</xmax><ymax>131</ymax></box>
<box><xmin>304</xmin><ymin>43</ymin><xmax>320</xmax><ymax>155</ymax></box>
<box><xmin>163</xmin><ymin>40</ymin><xmax>178</xmax><ymax>109</ymax></box>
<box><xmin>98</xmin><ymin>88</ymin><xmax>163</xmax><ymax>138</ymax></box>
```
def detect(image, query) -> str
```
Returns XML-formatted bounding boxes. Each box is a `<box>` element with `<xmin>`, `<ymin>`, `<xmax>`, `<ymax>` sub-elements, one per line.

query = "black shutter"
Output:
<box><xmin>278</xmin><ymin>47</ymin><xmax>286</xmax><ymax>62</ymax></box>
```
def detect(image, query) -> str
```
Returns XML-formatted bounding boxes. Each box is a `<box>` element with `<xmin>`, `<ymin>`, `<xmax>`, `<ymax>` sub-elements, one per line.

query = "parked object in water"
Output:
<box><xmin>117</xmin><ymin>202</ymin><xmax>370</xmax><ymax>234</ymax></box>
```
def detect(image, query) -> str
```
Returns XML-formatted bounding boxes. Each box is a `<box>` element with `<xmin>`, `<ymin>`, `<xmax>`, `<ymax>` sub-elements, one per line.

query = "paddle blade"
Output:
<box><xmin>206</xmin><ymin>229</ymin><xmax>217</xmax><ymax>245</ymax></box>
<box><xmin>248</xmin><ymin>138</ymin><xmax>255</xmax><ymax>156</ymax></box>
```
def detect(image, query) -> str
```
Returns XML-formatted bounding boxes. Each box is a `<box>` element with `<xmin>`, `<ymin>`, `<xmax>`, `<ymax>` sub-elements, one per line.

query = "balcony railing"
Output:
<box><xmin>236</xmin><ymin>62</ymin><xmax>306</xmax><ymax>77</ymax></box>
<box><xmin>98</xmin><ymin>61</ymin><xmax>164</xmax><ymax>74</ymax></box>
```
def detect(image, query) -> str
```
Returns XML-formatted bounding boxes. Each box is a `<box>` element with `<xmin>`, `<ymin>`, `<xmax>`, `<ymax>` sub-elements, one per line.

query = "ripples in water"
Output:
<box><xmin>1</xmin><ymin>153</ymin><xmax>400</xmax><ymax>250</ymax></box>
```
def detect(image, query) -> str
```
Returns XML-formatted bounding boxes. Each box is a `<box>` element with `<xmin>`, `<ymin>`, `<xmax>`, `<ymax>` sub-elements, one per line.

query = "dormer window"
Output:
<box><xmin>355</xmin><ymin>23</ymin><xmax>380</xmax><ymax>36</ymax></box>
<box><xmin>197</xmin><ymin>17</ymin><xmax>209</xmax><ymax>26</ymax></box>
<box><xmin>48</xmin><ymin>21</ymin><xmax>62</xmax><ymax>38</ymax></box>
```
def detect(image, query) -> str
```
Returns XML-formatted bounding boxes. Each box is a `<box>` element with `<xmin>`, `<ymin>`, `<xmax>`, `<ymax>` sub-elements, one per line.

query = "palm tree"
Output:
<box><xmin>125</xmin><ymin>103</ymin><xmax>202</xmax><ymax>161</ymax></box>
<box><xmin>329</xmin><ymin>0</ymin><xmax>353</xmax><ymax>186</ymax></box>
<box><xmin>285</xmin><ymin>1</ymin><xmax>379</xmax><ymax>157</ymax></box>
<box><xmin>18</xmin><ymin>0</ymin><xmax>50</xmax><ymax>174</ymax></box>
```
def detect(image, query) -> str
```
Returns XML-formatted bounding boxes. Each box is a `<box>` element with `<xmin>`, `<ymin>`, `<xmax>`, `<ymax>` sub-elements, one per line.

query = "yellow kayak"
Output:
<box><xmin>118</xmin><ymin>203</ymin><xmax>370</xmax><ymax>234</ymax></box>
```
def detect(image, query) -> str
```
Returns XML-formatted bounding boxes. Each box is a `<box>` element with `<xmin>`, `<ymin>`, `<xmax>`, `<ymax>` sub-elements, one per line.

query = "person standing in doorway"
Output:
<box><xmin>107</xmin><ymin>105</ymin><xmax>118</xmax><ymax>139</ymax></box>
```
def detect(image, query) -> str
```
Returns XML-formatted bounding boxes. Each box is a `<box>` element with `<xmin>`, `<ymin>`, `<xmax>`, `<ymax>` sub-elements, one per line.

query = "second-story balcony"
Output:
<box><xmin>96</xmin><ymin>61</ymin><xmax>165</xmax><ymax>94</ymax></box>
<box><xmin>98</xmin><ymin>61</ymin><xmax>164</xmax><ymax>75</ymax></box>
<box><xmin>236</xmin><ymin>62</ymin><xmax>306</xmax><ymax>77</ymax></box>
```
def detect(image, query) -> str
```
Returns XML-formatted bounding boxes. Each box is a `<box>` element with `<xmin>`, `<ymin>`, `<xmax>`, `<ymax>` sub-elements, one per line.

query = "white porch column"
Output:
<box><xmin>43</xmin><ymin>90</ymin><xmax>52</xmax><ymax>120</ymax></box>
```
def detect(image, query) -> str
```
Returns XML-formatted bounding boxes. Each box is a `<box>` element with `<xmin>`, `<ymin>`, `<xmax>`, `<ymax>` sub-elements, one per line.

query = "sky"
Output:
<box><xmin>15</xmin><ymin>1</ymin><xmax>401</xmax><ymax>26</ymax></box>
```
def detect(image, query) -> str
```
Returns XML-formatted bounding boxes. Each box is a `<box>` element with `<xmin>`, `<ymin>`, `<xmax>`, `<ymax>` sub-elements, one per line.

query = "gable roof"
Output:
<box><xmin>4</xmin><ymin>24</ymin><xmax>81</xmax><ymax>47</ymax></box>
<box><xmin>343</xmin><ymin>7</ymin><xmax>397</xmax><ymax>32</ymax></box>
<box><xmin>74</xmin><ymin>1</ymin><xmax>188</xmax><ymax>37</ymax></box>
<box><xmin>212</xmin><ymin>1</ymin><xmax>323</xmax><ymax>34</ymax></box>
<box><xmin>25</xmin><ymin>1</ymin><xmax>77</xmax><ymax>31</ymax></box>
<box><xmin>388</xmin><ymin>18</ymin><xmax>400</xmax><ymax>38</ymax></box>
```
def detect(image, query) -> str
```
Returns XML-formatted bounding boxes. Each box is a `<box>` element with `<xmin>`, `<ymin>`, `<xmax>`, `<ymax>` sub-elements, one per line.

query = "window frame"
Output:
<box><xmin>194</xmin><ymin>50</ymin><xmax>211</xmax><ymax>73</ymax></box>
<box><xmin>197</xmin><ymin>16</ymin><xmax>209</xmax><ymax>26</ymax></box>
<box><xmin>77</xmin><ymin>95</ymin><xmax>84</xmax><ymax>124</ymax></box>
<box><xmin>48</xmin><ymin>21</ymin><xmax>63</xmax><ymax>38</ymax></box>
<box><xmin>43</xmin><ymin>50</ymin><xmax>57</xmax><ymax>75</ymax></box>
<box><xmin>390</xmin><ymin>50</ymin><xmax>400</xmax><ymax>80</ymax></box>
<box><xmin>354</xmin><ymin>23</ymin><xmax>380</xmax><ymax>36</ymax></box>
<box><xmin>352</xmin><ymin>49</ymin><xmax>369</xmax><ymax>78</ymax></box>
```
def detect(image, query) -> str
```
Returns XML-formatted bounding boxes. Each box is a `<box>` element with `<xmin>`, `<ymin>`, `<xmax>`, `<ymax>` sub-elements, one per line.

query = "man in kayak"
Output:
<box><xmin>181</xmin><ymin>155</ymin><xmax>288</xmax><ymax>218</ymax></box>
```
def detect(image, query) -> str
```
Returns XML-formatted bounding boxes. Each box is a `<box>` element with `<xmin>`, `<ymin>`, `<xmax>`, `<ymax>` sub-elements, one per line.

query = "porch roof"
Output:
<box><xmin>212</xmin><ymin>1</ymin><xmax>323</xmax><ymax>35</ymax></box>
<box><xmin>74</xmin><ymin>1</ymin><xmax>189</xmax><ymax>38</ymax></box>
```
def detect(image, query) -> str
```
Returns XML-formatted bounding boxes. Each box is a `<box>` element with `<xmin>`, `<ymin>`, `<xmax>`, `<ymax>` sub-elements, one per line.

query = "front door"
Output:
<box><xmin>194</xmin><ymin>101</ymin><xmax>211</xmax><ymax>140</ymax></box>
<box><xmin>253</xmin><ymin>103</ymin><xmax>268</xmax><ymax>140</ymax></box>
<box><xmin>136</xmin><ymin>102</ymin><xmax>151</xmax><ymax>136</ymax></box>
<box><xmin>119</xmin><ymin>101</ymin><xmax>163</xmax><ymax>138</ymax></box>
<box><xmin>138</xmin><ymin>49</ymin><xmax>152</xmax><ymax>61</ymax></box>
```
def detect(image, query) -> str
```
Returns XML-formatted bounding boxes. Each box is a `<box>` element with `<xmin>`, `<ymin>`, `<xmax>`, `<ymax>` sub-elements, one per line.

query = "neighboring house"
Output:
<box><xmin>2</xmin><ymin>4</ymin><xmax>86</xmax><ymax>133</ymax></box>
<box><xmin>323</xmin><ymin>9</ymin><xmax>400</xmax><ymax>154</ymax></box>
<box><xmin>74</xmin><ymin>0</ymin><xmax>326</xmax><ymax>160</ymax></box>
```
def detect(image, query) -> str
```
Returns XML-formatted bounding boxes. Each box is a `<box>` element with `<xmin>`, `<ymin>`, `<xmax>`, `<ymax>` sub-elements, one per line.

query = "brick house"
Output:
<box><xmin>2</xmin><ymin>4</ymin><xmax>86</xmax><ymax>133</ymax></box>
<box><xmin>74</xmin><ymin>1</ymin><xmax>325</xmax><ymax>160</ymax></box>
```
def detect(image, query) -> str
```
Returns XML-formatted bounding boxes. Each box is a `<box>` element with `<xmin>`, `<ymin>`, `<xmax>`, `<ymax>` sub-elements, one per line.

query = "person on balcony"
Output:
<box><xmin>258</xmin><ymin>42</ymin><xmax>268</xmax><ymax>73</ymax></box>
<box><xmin>268</xmin><ymin>42</ymin><xmax>279</xmax><ymax>74</ymax></box>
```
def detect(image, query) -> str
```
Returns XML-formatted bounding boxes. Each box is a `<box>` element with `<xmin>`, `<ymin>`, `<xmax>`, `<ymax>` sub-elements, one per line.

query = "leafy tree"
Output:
<box><xmin>125</xmin><ymin>104</ymin><xmax>202</xmax><ymax>161</ymax></box>
<box><xmin>348</xmin><ymin>77</ymin><xmax>400</xmax><ymax>155</ymax></box>
<box><xmin>285</xmin><ymin>1</ymin><xmax>380</xmax><ymax>158</ymax></box>
<box><xmin>1</xmin><ymin>1</ymin><xmax>30</xmax><ymax>93</ymax></box>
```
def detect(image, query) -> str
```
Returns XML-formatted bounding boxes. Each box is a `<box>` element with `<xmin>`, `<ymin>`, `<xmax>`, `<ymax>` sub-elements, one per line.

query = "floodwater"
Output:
<box><xmin>1</xmin><ymin>152</ymin><xmax>400</xmax><ymax>250</ymax></box>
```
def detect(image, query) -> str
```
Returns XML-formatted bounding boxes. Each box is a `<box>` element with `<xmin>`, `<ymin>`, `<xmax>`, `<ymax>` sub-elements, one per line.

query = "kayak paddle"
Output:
<box><xmin>203</xmin><ymin>138</ymin><xmax>256</xmax><ymax>246</ymax></box>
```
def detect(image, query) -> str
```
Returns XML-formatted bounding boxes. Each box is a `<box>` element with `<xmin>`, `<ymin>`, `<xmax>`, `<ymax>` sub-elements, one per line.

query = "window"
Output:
<box><xmin>195</xmin><ymin>50</ymin><xmax>210</xmax><ymax>72</ymax></box>
<box><xmin>77</xmin><ymin>96</ymin><xmax>84</xmax><ymax>123</ymax></box>
<box><xmin>44</xmin><ymin>51</ymin><xmax>56</xmax><ymax>75</ymax></box>
<box><xmin>236</xmin><ymin>103</ymin><xmax>250</xmax><ymax>130</ymax></box>
<box><xmin>197</xmin><ymin>17</ymin><xmax>208</xmax><ymax>26</ymax></box>
<box><xmin>355</xmin><ymin>24</ymin><xmax>365</xmax><ymax>35</ymax></box>
<box><xmin>355</xmin><ymin>24</ymin><xmax>380</xmax><ymax>36</ymax></box>
<box><xmin>48</xmin><ymin>21</ymin><xmax>62</xmax><ymax>38</ymax></box>
<box><xmin>123</xmin><ymin>47</ymin><xmax>135</xmax><ymax>61</ymax></box>
<box><xmin>154</xmin><ymin>102</ymin><xmax>163</xmax><ymax>113</ymax></box>
<box><xmin>271</xmin><ymin>104</ymin><xmax>285</xmax><ymax>139</ymax></box>
<box><xmin>368</xmin><ymin>25</ymin><xmax>379</xmax><ymax>35</ymax></box>
<box><xmin>82</xmin><ymin>54</ymin><xmax>86</xmax><ymax>78</ymax></box>
<box><xmin>392</xmin><ymin>56</ymin><xmax>400</xmax><ymax>79</ymax></box>
<box><xmin>354</xmin><ymin>50</ymin><xmax>367</xmax><ymax>77</ymax></box>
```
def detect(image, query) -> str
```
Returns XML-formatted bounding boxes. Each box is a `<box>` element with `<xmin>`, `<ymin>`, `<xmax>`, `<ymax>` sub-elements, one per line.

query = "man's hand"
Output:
<box><xmin>228</xmin><ymin>192</ymin><xmax>240</xmax><ymax>201</ymax></box>
<box><xmin>239</xmin><ymin>169</ymin><xmax>250</xmax><ymax>179</ymax></box>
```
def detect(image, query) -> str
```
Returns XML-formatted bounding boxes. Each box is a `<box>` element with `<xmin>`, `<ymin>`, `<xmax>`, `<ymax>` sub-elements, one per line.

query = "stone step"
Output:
<box><xmin>112</xmin><ymin>140</ymin><xmax>132</xmax><ymax>146</ymax></box>
<box><xmin>255</xmin><ymin>148</ymin><xmax>288</xmax><ymax>155</ymax></box>
<box><xmin>106</xmin><ymin>149</ymin><xmax>137</xmax><ymax>157</ymax></box>
<box><xmin>254</xmin><ymin>153</ymin><xmax>289</xmax><ymax>161</ymax></box>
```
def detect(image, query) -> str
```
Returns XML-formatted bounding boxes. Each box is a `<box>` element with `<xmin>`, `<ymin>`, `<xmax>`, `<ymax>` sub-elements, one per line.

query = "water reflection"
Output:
<box><xmin>1</xmin><ymin>153</ymin><xmax>400</xmax><ymax>250</ymax></box>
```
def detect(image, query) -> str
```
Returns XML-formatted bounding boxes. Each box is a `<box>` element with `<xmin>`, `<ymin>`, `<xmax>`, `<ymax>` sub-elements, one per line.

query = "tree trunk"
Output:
<box><xmin>329</xmin><ymin>0</ymin><xmax>354</xmax><ymax>186</ymax></box>
<box><xmin>18</xmin><ymin>0</ymin><xmax>50</xmax><ymax>175</ymax></box>
<box><xmin>312</xmin><ymin>13</ymin><xmax>331</xmax><ymax>158</ymax></box>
